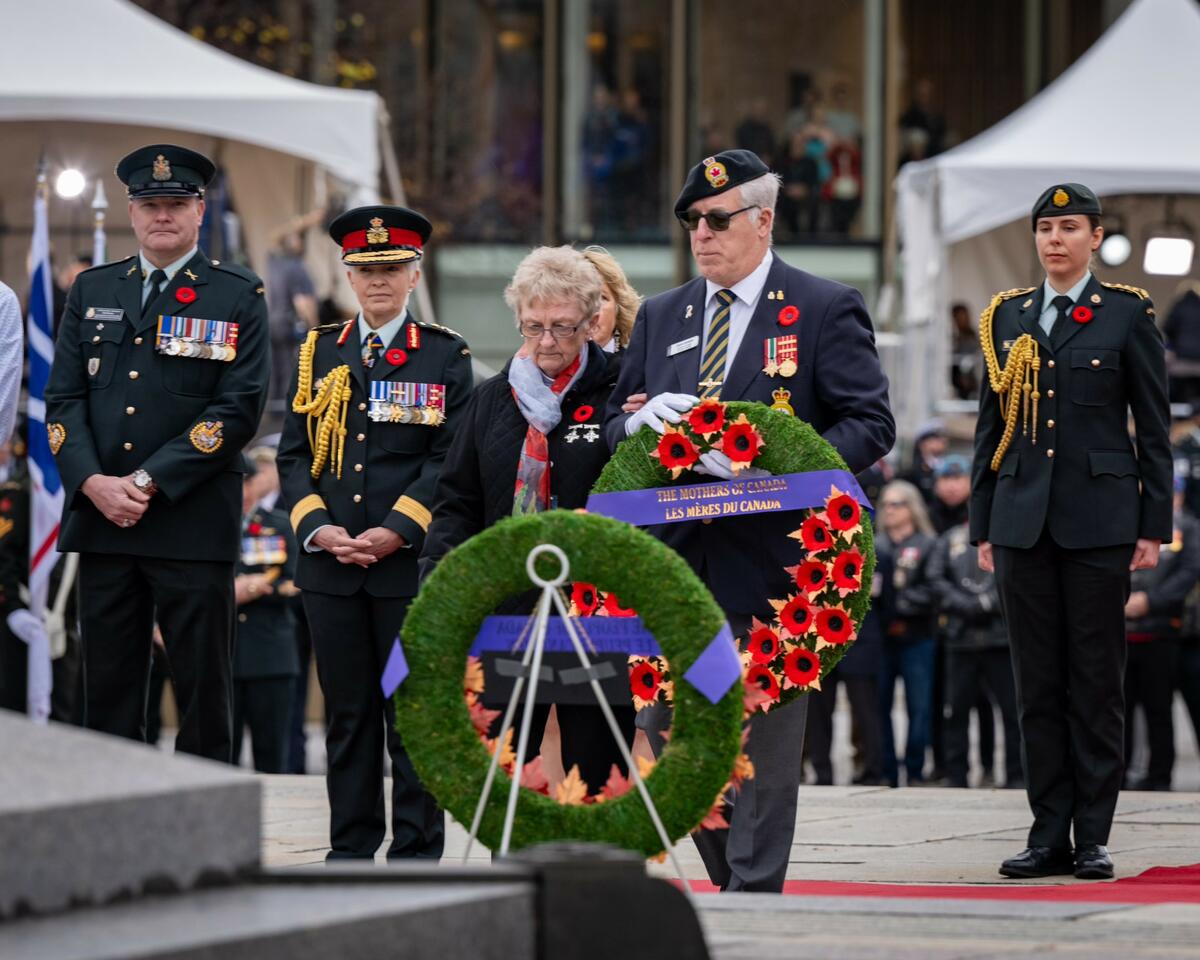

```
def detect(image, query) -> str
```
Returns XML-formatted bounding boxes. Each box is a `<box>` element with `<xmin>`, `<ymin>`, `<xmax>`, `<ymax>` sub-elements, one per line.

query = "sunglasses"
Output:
<box><xmin>677</xmin><ymin>205</ymin><xmax>759</xmax><ymax>232</ymax></box>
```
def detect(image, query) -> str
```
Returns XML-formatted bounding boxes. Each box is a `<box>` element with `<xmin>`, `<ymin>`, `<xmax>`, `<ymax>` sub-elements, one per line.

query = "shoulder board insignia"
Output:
<box><xmin>255</xmin><ymin>286</ymin><xmax>265</xmax><ymax>295</ymax></box>
<box><xmin>990</xmin><ymin>286</ymin><xmax>1036</xmax><ymax>304</ymax></box>
<box><xmin>416</xmin><ymin>319</ymin><xmax>465</xmax><ymax>340</ymax></box>
<box><xmin>210</xmin><ymin>260</ymin><xmax>261</xmax><ymax>285</ymax></box>
<box><xmin>336</xmin><ymin>319</ymin><xmax>356</xmax><ymax>345</ymax></box>
<box><xmin>1101</xmin><ymin>281</ymin><xmax>1150</xmax><ymax>300</ymax></box>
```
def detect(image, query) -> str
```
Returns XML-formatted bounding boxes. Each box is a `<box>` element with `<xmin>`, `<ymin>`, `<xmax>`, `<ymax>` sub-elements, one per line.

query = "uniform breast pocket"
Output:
<box><xmin>1070</xmin><ymin>349</ymin><xmax>1121</xmax><ymax>406</ymax></box>
<box><xmin>80</xmin><ymin>325</ymin><xmax>127</xmax><ymax>390</ymax></box>
<box><xmin>161</xmin><ymin>354</ymin><xmax>225</xmax><ymax>398</ymax></box>
<box><xmin>376</xmin><ymin>424</ymin><xmax>431</xmax><ymax>455</ymax></box>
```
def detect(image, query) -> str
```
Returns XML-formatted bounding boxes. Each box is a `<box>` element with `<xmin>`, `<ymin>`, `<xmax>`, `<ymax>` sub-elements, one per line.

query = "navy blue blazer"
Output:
<box><xmin>603</xmin><ymin>253</ymin><xmax>894</xmax><ymax>618</ymax></box>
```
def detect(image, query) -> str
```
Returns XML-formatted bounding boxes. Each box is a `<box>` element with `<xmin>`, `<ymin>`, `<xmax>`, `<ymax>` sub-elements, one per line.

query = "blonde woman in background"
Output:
<box><xmin>582</xmin><ymin>245</ymin><xmax>640</xmax><ymax>353</ymax></box>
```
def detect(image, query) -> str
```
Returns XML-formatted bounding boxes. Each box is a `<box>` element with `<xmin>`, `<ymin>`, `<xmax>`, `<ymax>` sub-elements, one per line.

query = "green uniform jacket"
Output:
<box><xmin>277</xmin><ymin>316</ymin><xmax>473</xmax><ymax>597</ymax></box>
<box><xmin>45</xmin><ymin>251</ymin><xmax>270</xmax><ymax>562</ymax></box>
<box><xmin>233</xmin><ymin>504</ymin><xmax>301</xmax><ymax>680</ymax></box>
<box><xmin>970</xmin><ymin>277</ymin><xmax>1173</xmax><ymax>549</ymax></box>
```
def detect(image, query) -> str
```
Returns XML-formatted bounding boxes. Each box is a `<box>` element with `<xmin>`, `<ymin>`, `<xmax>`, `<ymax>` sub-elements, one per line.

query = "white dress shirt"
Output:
<box><xmin>139</xmin><ymin>247</ymin><xmax>198</xmax><ymax>305</ymax></box>
<box><xmin>1038</xmin><ymin>271</ymin><xmax>1092</xmax><ymax>336</ymax></box>
<box><xmin>701</xmin><ymin>249</ymin><xmax>775</xmax><ymax>380</ymax></box>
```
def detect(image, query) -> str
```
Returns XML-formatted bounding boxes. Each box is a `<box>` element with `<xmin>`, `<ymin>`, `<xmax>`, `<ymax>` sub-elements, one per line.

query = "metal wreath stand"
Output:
<box><xmin>462</xmin><ymin>543</ymin><xmax>690</xmax><ymax>891</ymax></box>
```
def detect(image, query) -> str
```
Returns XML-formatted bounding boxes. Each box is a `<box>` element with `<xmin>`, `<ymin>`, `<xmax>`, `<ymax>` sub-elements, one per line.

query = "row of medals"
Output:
<box><xmin>159</xmin><ymin>338</ymin><xmax>237</xmax><ymax>361</ymax></box>
<box><xmin>370</xmin><ymin>403</ymin><xmax>445</xmax><ymax>426</ymax></box>
<box><xmin>764</xmin><ymin>358</ymin><xmax>798</xmax><ymax>378</ymax></box>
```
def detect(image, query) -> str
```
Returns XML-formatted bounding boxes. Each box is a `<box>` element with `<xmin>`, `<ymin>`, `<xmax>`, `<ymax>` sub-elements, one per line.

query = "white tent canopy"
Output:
<box><xmin>0</xmin><ymin>0</ymin><xmax>382</xmax><ymax>293</ymax></box>
<box><xmin>893</xmin><ymin>0</ymin><xmax>1200</xmax><ymax>437</ymax></box>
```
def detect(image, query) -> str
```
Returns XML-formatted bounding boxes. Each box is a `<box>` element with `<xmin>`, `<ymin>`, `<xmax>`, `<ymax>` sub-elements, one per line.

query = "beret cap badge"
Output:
<box><xmin>152</xmin><ymin>154</ymin><xmax>172</xmax><ymax>181</ymax></box>
<box><xmin>1052</xmin><ymin>188</ymin><xmax>1070</xmax><ymax>208</ymax></box>
<box><xmin>366</xmin><ymin>217</ymin><xmax>389</xmax><ymax>245</ymax></box>
<box><xmin>703</xmin><ymin>157</ymin><xmax>729</xmax><ymax>188</ymax></box>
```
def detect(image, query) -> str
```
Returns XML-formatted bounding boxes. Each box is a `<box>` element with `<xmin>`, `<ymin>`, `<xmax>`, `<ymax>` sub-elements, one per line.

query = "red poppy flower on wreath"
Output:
<box><xmin>815</xmin><ymin>606</ymin><xmax>855</xmax><ymax>646</ymax></box>
<box><xmin>720</xmin><ymin>414</ymin><xmax>764</xmax><ymax>470</ymax></box>
<box><xmin>602</xmin><ymin>592</ymin><xmax>636</xmax><ymax>617</ymax></box>
<box><xmin>1072</xmin><ymin>305</ymin><xmax>1093</xmax><ymax>324</ymax></box>
<box><xmin>571</xmin><ymin>582</ymin><xmax>600</xmax><ymax>616</ymax></box>
<box><xmin>572</xmin><ymin>404</ymin><xmax>594</xmax><ymax>423</ymax></box>
<box><xmin>629</xmin><ymin>660</ymin><xmax>662</xmax><ymax>705</ymax></box>
<box><xmin>789</xmin><ymin>559</ymin><xmax>828</xmax><ymax>595</ymax></box>
<box><xmin>778</xmin><ymin>305</ymin><xmax>799</xmax><ymax>326</ymax></box>
<box><xmin>782</xmin><ymin>645</ymin><xmax>821</xmax><ymax>689</ymax></box>
<box><xmin>745</xmin><ymin>664</ymin><xmax>781</xmax><ymax>705</ymax></box>
<box><xmin>175</xmin><ymin>286</ymin><xmax>197</xmax><ymax>304</ymax></box>
<box><xmin>831</xmin><ymin>550</ymin><xmax>865</xmax><ymax>597</ymax></box>
<box><xmin>798</xmin><ymin>514</ymin><xmax>833</xmax><ymax>553</ymax></box>
<box><xmin>651</xmin><ymin>424</ymin><xmax>699</xmax><ymax>479</ymax></box>
<box><xmin>747</xmin><ymin>623</ymin><xmax>781</xmax><ymax>665</ymax></box>
<box><xmin>247</xmin><ymin>521</ymin><xmax>262</xmax><ymax>536</ymax></box>
<box><xmin>687</xmin><ymin>398</ymin><xmax>726</xmax><ymax>438</ymax></box>
<box><xmin>385</xmin><ymin>348</ymin><xmax>408</xmax><ymax>366</ymax></box>
<box><xmin>778</xmin><ymin>593</ymin><xmax>814</xmax><ymax>636</ymax></box>
<box><xmin>824</xmin><ymin>489</ymin><xmax>862</xmax><ymax>539</ymax></box>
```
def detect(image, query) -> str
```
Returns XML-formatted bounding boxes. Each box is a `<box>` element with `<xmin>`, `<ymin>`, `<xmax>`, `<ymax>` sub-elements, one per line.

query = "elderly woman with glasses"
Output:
<box><xmin>420</xmin><ymin>245</ymin><xmax>636</xmax><ymax>796</ymax></box>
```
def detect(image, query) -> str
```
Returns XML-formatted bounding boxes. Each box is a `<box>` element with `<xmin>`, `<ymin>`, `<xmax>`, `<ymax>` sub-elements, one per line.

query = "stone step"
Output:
<box><xmin>0</xmin><ymin>709</ymin><xmax>259</xmax><ymax>918</ymax></box>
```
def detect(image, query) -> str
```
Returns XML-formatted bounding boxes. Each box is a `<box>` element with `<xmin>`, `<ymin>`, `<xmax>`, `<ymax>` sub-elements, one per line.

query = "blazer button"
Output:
<box><xmin>358</xmin><ymin>402</ymin><xmax>367</xmax><ymax>411</ymax></box>
<box><xmin>238</xmin><ymin>613</ymin><xmax>247</xmax><ymax>623</ymax></box>
<box><xmin>92</xmin><ymin>335</ymin><xmax>100</xmax><ymax>343</ymax></box>
<box><xmin>123</xmin><ymin>442</ymin><xmax>133</xmax><ymax>451</ymax></box>
<box><xmin>357</xmin><ymin>433</ymin><xmax>365</xmax><ymax>442</ymax></box>
<box><xmin>126</xmin><ymin>406</ymin><xmax>136</xmax><ymax>415</ymax></box>
<box><xmin>134</xmin><ymin>336</ymin><xmax>144</xmax><ymax>345</ymax></box>
<box><xmin>1046</xmin><ymin>419</ymin><xmax>1055</xmax><ymax>429</ymax></box>
<box><xmin>1047</xmin><ymin>389</ymin><xmax>1055</xmax><ymax>398</ymax></box>
<box><xmin>353</xmin><ymin>494</ymin><xmax>362</xmax><ymax>503</ymax></box>
<box><xmin>129</xmin><ymin>370</ymin><xmax>139</xmax><ymax>380</ymax></box>
<box><xmin>1047</xmin><ymin>359</ymin><xmax>1055</xmax><ymax>369</ymax></box>
<box><xmin>354</xmin><ymin>463</ymin><xmax>363</xmax><ymax>472</ymax></box>
<box><xmin>1046</xmin><ymin>449</ymin><xmax>1055</xmax><ymax>458</ymax></box>
<box><xmin>1091</xmin><ymin>358</ymin><xmax>1101</xmax><ymax>368</ymax></box>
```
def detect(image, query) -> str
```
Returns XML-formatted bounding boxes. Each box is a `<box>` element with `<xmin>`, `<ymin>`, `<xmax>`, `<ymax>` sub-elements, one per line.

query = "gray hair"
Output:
<box><xmin>740</xmin><ymin>171</ymin><xmax>782</xmax><ymax>226</ymax></box>
<box><xmin>504</xmin><ymin>245</ymin><xmax>602</xmax><ymax>328</ymax></box>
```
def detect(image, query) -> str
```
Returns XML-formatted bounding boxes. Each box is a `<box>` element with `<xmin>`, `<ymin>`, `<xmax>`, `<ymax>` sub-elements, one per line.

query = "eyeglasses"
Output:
<box><xmin>519</xmin><ymin>321</ymin><xmax>585</xmax><ymax>340</ymax></box>
<box><xmin>677</xmin><ymin>205</ymin><xmax>759</xmax><ymax>232</ymax></box>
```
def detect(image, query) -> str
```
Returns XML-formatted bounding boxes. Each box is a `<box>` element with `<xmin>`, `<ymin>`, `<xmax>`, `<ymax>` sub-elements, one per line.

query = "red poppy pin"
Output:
<box><xmin>385</xmin><ymin>348</ymin><xmax>408</xmax><ymax>366</ymax></box>
<box><xmin>1072</xmin><ymin>305</ymin><xmax>1093</xmax><ymax>324</ymax></box>
<box><xmin>175</xmin><ymin>287</ymin><xmax>197</xmax><ymax>304</ymax></box>
<box><xmin>247</xmin><ymin>521</ymin><xmax>262</xmax><ymax>535</ymax></box>
<box><xmin>572</xmin><ymin>404</ymin><xmax>594</xmax><ymax>423</ymax></box>
<box><xmin>778</xmin><ymin>305</ymin><xmax>799</xmax><ymax>326</ymax></box>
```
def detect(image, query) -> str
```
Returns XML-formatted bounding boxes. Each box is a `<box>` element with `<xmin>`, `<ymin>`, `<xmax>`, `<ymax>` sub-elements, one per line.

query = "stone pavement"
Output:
<box><xmin>263</xmin><ymin>776</ymin><xmax>1200</xmax><ymax>959</ymax></box>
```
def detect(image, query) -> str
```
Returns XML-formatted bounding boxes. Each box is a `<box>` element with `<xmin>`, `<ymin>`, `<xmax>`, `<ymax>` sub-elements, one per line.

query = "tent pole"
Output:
<box><xmin>378</xmin><ymin>108</ymin><xmax>438</xmax><ymax>327</ymax></box>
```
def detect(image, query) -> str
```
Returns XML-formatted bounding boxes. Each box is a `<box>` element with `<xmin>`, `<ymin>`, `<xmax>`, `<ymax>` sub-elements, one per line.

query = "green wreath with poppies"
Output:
<box><xmin>592</xmin><ymin>400</ymin><xmax>876</xmax><ymax>712</ymax></box>
<box><xmin>395</xmin><ymin>510</ymin><xmax>744</xmax><ymax>856</ymax></box>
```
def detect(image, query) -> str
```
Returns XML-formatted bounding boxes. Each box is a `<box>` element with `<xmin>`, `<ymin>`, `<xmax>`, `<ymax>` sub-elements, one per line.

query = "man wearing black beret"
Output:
<box><xmin>972</xmin><ymin>183</ymin><xmax>1172</xmax><ymax>880</ymax></box>
<box><xmin>604</xmin><ymin>149</ymin><xmax>894</xmax><ymax>892</ymax></box>
<box><xmin>45</xmin><ymin>143</ymin><xmax>270</xmax><ymax>761</ymax></box>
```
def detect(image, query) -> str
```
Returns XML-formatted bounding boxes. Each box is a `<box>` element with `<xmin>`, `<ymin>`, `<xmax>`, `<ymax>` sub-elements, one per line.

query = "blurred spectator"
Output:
<box><xmin>929</xmin><ymin>523</ymin><xmax>1022</xmax><ymax>789</ymax></box>
<box><xmin>899</xmin><ymin>78</ymin><xmax>946</xmax><ymax>157</ymax></box>
<box><xmin>903</xmin><ymin>419</ymin><xmax>948</xmax><ymax>505</ymax></box>
<box><xmin>823</xmin><ymin>137</ymin><xmax>862</xmax><ymax>235</ymax></box>
<box><xmin>951</xmin><ymin>302</ymin><xmax>980</xmax><ymax>399</ymax></box>
<box><xmin>52</xmin><ymin>252</ymin><xmax>93</xmax><ymax>336</ymax></box>
<box><xmin>611</xmin><ymin>89</ymin><xmax>655</xmax><ymax>235</ymax></box>
<box><xmin>1164</xmin><ymin>282</ymin><xmax>1200</xmax><ymax>406</ymax></box>
<box><xmin>929</xmin><ymin>454</ymin><xmax>971</xmax><ymax>534</ymax></box>
<box><xmin>877</xmin><ymin>480</ymin><xmax>938</xmax><ymax>787</ymax></box>
<box><xmin>824</xmin><ymin>82</ymin><xmax>862</xmax><ymax>145</ymax></box>
<box><xmin>781</xmin><ymin>81</ymin><xmax>819</xmax><ymax>140</ymax></box>
<box><xmin>1174</xmin><ymin>417</ymin><xmax>1200</xmax><ymax>518</ymax></box>
<box><xmin>735</xmin><ymin>98</ymin><xmax>777</xmax><ymax>168</ymax></box>
<box><xmin>583</xmin><ymin>84</ymin><xmax>621</xmax><ymax>233</ymax></box>
<box><xmin>1124</xmin><ymin>479</ymin><xmax>1200</xmax><ymax>790</ymax></box>
<box><xmin>265</xmin><ymin>232</ymin><xmax>318</xmax><ymax>416</ymax></box>
<box><xmin>581</xmin><ymin>246</ymin><xmax>641</xmax><ymax>354</ymax></box>
<box><xmin>897</xmin><ymin>126</ymin><xmax>930</xmax><ymax>170</ymax></box>
<box><xmin>779</xmin><ymin>129</ymin><xmax>821</xmax><ymax>236</ymax></box>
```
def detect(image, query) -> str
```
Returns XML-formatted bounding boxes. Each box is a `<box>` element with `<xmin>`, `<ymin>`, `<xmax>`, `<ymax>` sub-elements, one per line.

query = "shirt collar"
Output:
<box><xmin>1041</xmin><ymin>270</ymin><xmax>1093</xmax><ymax>311</ymax></box>
<box><xmin>139</xmin><ymin>247</ymin><xmax>198</xmax><ymax>285</ymax></box>
<box><xmin>705</xmin><ymin>249</ymin><xmax>774</xmax><ymax>308</ymax></box>
<box><xmin>357</xmin><ymin>309</ymin><xmax>408</xmax><ymax>347</ymax></box>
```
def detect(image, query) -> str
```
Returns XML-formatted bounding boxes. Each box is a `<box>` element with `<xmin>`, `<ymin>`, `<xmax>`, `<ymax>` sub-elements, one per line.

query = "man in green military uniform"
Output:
<box><xmin>45</xmin><ymin>144</ymin><xmax>269</xmax><ymax>761</ymax></box>
<box><xmin>972</xmin><ymin>183</ymin><xmax>1172</xmax><ymax>880</ymax></box>
<box><xmin>278</xmin><ymin>205</ymin><xmax>473</xmax><ymax>860</ymax></box>
<box><xmin>232</xmin><ymin>453</ymin><xmax>300</xmax><ymax>773</ymax></box>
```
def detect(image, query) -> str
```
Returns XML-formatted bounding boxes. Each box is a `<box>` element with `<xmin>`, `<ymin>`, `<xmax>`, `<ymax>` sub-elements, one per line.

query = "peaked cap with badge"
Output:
<box><xmin>329</xmin><ymin>204</ymin><xmax>432</xmax><ymax>265</ymax></box>
<box><xmin>674</xmin><ymin>148</ymin><xmax>770</xmax><ymax>217</ymax></box>
<box><xmin>116</xmin><ymin>144</ymin><xmax>216</xmax><ymax>199</ymax></box>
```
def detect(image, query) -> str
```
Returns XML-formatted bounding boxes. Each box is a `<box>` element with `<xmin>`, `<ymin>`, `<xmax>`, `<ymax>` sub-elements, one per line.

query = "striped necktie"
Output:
<box><xmin>698</xmin><ymin>289</ymin><xmax>734</xmax><ymax>398</ymax></box>
<box><xmin>362</xmin><ymin>332</ymin><xmax>384</xmax><ymax>368</ymax></box>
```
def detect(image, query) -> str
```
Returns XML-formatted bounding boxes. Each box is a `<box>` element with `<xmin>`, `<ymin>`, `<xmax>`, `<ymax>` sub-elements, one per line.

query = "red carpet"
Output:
<box><xmin>689</xmin><ymin>864</ymin><xmax>1200</xmax><ymax>903</ymax></box>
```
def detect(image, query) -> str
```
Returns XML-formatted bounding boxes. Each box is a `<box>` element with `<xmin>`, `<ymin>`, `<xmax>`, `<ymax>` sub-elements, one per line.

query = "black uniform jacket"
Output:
<box><xmin>233</xmin><ymin>504</ymin><xmax>301</xmax><ymax>680</ymax></box>
<box><xmin>602</xmin><ymin>253</ymin><xmax>894</xmax><ymax>617</ymax></box>
<box><xmin>970</xmin><ymin>277</ymin><xmax>1172</xmax><ymax>550</ymax></box>
<box><xmin>421</xmin><ymin>342</ymin><xmax>619</xmax><ymax>574</ymax></box>
<box><xmin>277</xmin><ymin>315</ymin><xmax>473</xmax><ymax>598</ymax></box>
<box><xmin>46</xmin><ymin>251</ymin><xmax>270</xmax><ymax>562</ymax></box>
<box><xmin>1127</xmin><ymin>513</ymin><xmax>1200</xmax><ymax>639</ymax></box>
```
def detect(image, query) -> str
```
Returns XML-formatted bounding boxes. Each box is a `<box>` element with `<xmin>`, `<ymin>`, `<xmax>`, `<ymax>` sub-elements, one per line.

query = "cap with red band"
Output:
<box><xmin>328</xmin><ymin>204</ymin><xmax>432</xmax><ymax>265</ymax></box>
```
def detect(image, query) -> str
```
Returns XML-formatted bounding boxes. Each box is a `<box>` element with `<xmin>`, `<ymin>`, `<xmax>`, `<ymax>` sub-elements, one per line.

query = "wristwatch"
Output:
<box><xmin>132</xmin><ymin>468</ymin><xmax>157</xmax><ymax>496</ymax></box>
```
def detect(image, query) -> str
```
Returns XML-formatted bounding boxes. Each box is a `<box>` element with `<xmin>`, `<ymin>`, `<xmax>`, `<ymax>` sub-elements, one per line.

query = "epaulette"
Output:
<box><xmin>1101</xmin><ymin>281</ymin><xmax>1150</xmax><ymax>300</ymax></box>
<box><xmin>312</xmin><ymin>320</ymin><xmax>350</xmax><ymax>336</ymax></box>
<box><xmin>83</xmin><ymin>255</ymin><xmax>136</xmax><ymax>278</ymax></box>
<box><xmin>989</xmin><ymin>286</ymin><xmax>1037</xmax><ymax>306</ymax></box>
<box><xmin>415</xmin><ymin>318</ymin><xmax>466</xmax><ymax>341</ymax></box>
<box><xmin>210</xmin><ymin>260</ymin><xmax>261</xmax><ymax>285</ymax></box>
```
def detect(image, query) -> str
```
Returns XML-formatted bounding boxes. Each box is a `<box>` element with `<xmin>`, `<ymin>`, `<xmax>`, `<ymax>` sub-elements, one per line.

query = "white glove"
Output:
<box><xmin>625</xmin><ymin>392</ymin><xmax>698</xmax><ymax>436</ymax></box>
<box><xmin>692</xmin><ymin>450</ymin><xmax>771</xmax><ymax>481</ymax></box>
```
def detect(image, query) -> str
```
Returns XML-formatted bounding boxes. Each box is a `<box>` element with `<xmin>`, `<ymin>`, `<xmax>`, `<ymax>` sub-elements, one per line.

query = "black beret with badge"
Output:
<box><xmin>674</xmin><ymin>148</ymin><xmax>771</xmax><ymax>218</ymax></box>
<box><xmin>328</xmin><ymin>205</ymin><xmax>432</xmax><ymax>265</ymax></box>
<box><xmin>116</xmin><ymin>144</ymin><xmax>216</xmax><ymax>199</ymax></box>
<box><xmin>1030</xmin><ymin>182</ymin><xmax>1102</xmax><ymax>229</ymax></box>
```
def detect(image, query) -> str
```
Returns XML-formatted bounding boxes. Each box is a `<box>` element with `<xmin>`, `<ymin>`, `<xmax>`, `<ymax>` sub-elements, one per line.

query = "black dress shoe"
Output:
<box><xmin>1074</xmin><ymin>844</ymin><xmax>1114</xmax><ymax>880</ymax></box>
<box><xmin>999</xmin><ymin>846</ymin><xmax>1075</xmax><ymax>878</ymax></box>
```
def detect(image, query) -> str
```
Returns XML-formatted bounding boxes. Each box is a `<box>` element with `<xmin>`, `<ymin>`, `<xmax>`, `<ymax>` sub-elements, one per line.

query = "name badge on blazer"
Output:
<box><xmin>667</xmin><ymin>336</ymin><xmax>699</xmax><ymax>357</ymax></box>
<box><xmin>84</xmin><ymin>307</ymin><xmax>125</xmax><ymax>323</ymax></box>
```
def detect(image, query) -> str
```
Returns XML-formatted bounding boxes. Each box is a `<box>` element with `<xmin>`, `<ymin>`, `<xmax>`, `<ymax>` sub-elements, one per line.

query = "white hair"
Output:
<box><xmin>504</xmin><ymin>245</ymin><xmax>602</xmax><ymax>329</ymax></box>
<box><xmin>738</xmin><ymin>172</ymin><xmax>781</xmax><ymax>242</ymax></box>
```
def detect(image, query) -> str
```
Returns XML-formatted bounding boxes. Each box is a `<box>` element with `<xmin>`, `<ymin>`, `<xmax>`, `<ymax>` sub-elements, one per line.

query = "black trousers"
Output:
<box><xmin>944</xmin><ymin>647</ymin><xmax>1022</xmax><ymax>787</ymax></box>
<box><xmin>233</xmin><ymin>676</ymin><xmax>294</xmax><ymax>773</ymax></box>
<box><xmin>994</xmin><ymin>531</ymin><xmax>1133</xmax><ymax>848</ymax></box>
<box><xmin>78</xmin><ymin>553</ymin><xmax>234</xmax><ymax>761</ymax></box>
<box><xmin>303</xmin><ymin>590</ymin><xmax>443</xmax><ymax>860</ymax></box>
<box><xmin>805</xmin><ymin>674</ymin><xmax>882</xmax><ymax>785</ymax></box>
<box><xmin>1124</xmin><ymin>639</ymin><xmax>1177</xmax><ymax>789</ymax></box>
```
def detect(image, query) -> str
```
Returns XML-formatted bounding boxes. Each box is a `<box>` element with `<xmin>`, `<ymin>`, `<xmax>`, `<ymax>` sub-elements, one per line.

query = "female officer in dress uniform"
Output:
<box><xmin>971</xmin><ymin>183</ymin><xmax>1172</xmax><ymax>880</ymax></box>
